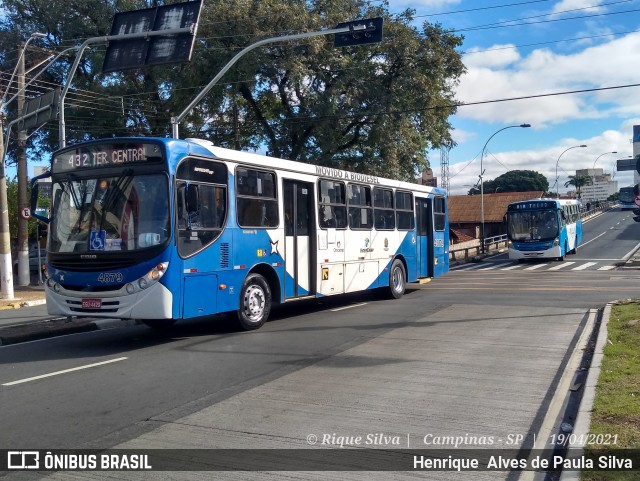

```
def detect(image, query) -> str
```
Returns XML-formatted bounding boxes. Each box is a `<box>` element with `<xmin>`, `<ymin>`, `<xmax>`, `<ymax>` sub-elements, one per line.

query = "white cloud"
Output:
<box><xmin>455</xmin><ymin>32</ymin><xmax>640</xmax><ymax>126</ymax></box>
<box><xmin>451</xmin><ymin>127</ymin><xmax>476</xmax><ymax>144</ymax></box>
<box><xmin>448</xmin><ymin>127</ymin><xmax>634</xmax><ymax>195</ymax></box>
<box><xmin>551</xmin><ymin>0</ymin><xmax>606</xmax><ymax>16</ymax></box>
<box><xmin>463</xmin><ymin>45</ymin><xmax>521</xmax><ymax>68</ymax></box>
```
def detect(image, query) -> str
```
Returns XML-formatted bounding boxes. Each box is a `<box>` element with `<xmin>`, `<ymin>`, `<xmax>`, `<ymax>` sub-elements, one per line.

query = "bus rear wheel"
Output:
<box><xmin>386</xmin><ymin>259</ymin><xmax>406</xmax><ymax>299</ymax></box>
<box><xmin>570</xmin><ymin>238</ymin><xmax>578</xmax><ymax>255</ymax></box>
<box><xmin>235</xmin><ymin>273</ymin><xmax>271</xmax><ymax>331</ymax></box>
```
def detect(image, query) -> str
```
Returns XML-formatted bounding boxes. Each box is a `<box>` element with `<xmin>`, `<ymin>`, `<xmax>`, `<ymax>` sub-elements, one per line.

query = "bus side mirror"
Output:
<box><xmin>30</xmin><ymin>171</ymin><xmax>51</xmax><ymax>224</ymax></box>
<box><xmin>185</xmin><ymin>184</ymin><xmax>199</xmax><ymax>213</ymax></box>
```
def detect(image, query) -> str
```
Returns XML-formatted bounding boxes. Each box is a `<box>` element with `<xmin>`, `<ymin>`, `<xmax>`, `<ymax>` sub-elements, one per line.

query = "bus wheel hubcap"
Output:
<box><xmin>244</xmin><ymin>285</ymin><xmax>265</xmax><ymax>321</ymax></box>
<box><xmin>392</xmin><ymin>267</ymin><xmax>403</xmax><ymax>291</ymax></box>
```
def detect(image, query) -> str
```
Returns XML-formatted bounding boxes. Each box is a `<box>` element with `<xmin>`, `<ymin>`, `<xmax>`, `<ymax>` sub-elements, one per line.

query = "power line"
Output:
<box><xmin>455</xmin><ymin>6</ymin><xmax>640</xmax><ymax>33</ymax></box>
<box><xmin>463</xmin><ymin>28</ymin><xmax>640</xmax><ymax>55</ymax></box>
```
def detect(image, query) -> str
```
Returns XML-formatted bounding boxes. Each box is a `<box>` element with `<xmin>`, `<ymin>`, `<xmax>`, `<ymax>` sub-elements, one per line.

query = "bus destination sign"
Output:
<box><xmin>52</xmin><ymin>142</ymin><xmax>163</xmax><ymax>173</ymax></box>
<box><xmin>507</xmin><ymin>201</ymin><xmax>557</xmax><ymax>211</ymax></box>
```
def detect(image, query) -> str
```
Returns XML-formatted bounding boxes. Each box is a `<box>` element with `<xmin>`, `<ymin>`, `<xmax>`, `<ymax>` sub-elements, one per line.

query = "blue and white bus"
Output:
<box><xmin>618</xmin><ymin>186</ymin><xmax>635</xmax><ymax>210</ymax></box>
<box><xmin>506</xmin><ymin>199</ymin><xmax>583</xmax><ymax>261</ymax></box>
<box><xmin>32</xmin><ymin>138</ymin><xmax>449</xmax><ymax>330</ymax></box>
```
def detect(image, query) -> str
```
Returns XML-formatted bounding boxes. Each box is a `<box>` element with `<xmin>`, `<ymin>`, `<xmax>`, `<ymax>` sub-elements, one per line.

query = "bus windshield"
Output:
<box><xmin>619</xmin><ymin>187</ymin><xmax>634</xmax><ymax>203</ymax></box>
<box><xmin>507</xmin><ymin>209</ymin><xmax>559</xmax><ymax>241</ymax></box>
<box><xmin>49</xmin><ymin>172</ymin><xmax>170</xmax><ymax>253</ymax></box>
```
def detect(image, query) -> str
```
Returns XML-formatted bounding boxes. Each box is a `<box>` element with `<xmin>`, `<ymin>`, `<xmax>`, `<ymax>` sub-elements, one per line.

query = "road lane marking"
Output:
<box><xmin>548</xmin><ymin>262</ymin><xmax>575</xmax><ymax>271</ymax></box>
<box><xmin>597</xmin><ymin>265</ymin><xmax>616</xmax><ymax>271</ymax></box>
<box><xmin>500</xmin><ymin>264</ymin><xmax>521</xmax><ymax>270</ymax></box>
<box><xmin>580</xmin><ymin>231</ymin><xmax>607</xmax><ymax>247</ymax></box>
<box><xmin>573</xmin><ymin>262</ymin><xmax>597</xmax><ymax>271</ymax></box>
<box><xmin>331</xmin><ymin>303</ymin><xmax>367</xmax><ymax>312</ymax></box>
<box><xmin>2</xmin><ymin>357</ymin><xmax>128</xmax><ymax>386</ymax></box>
<box><xmin>523</xmin><ymin>264</ymin><xmax>548</xmax><ymax>270</ymax></box>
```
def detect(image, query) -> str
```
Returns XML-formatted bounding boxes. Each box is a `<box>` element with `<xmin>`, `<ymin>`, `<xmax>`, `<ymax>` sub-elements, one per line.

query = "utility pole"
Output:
<box><xmin>0</xmin><ymin>117</ymin><xmax>14</xmax><ymax>300</ymax></box>
<box><xmin>17</xmin><ymin>41</ymin><xmax>29</xmax><ymax>286</ymax></box>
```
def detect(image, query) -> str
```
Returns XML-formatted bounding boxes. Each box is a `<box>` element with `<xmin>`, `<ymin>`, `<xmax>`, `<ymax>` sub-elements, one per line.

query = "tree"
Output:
<box><xmin>0</xmin><ymin>0</ymin><xmax>466</xmax><ymax>181</ymax></box>
<box><xmin>6</xmin><ymin>177</ymin><xmax>49</xmax><ymax>241</ymax></box>
<box><xmin>468</xmin><ymin>170</ymin><xmax>549</xmax><ymax>195</ymax></box>
<box><xmin>564</xmin><ymin>175</ymin><xmax>592</xmax><ymax>198</ymax></box>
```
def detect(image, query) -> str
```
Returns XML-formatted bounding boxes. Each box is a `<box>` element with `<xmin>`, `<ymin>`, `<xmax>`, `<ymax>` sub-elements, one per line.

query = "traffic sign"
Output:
<box><xmin>634</xmin><ymin>195</ymin><xmax>640</xmax><ymax>207</ymax></box>
<box><xmin>21</xmin><ymin>207</ymin><xmax>31</xmax><ymax>219</ymax></box>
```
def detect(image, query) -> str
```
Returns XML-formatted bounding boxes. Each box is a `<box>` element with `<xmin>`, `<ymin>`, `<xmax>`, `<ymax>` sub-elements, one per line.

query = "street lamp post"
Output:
<box><xmin>590</xmin><ymin>151</ymin><xmax>617</xmax><ymax>202</ymax></box>
<box><xmin>555</xmin><ymin>145</ymin><xmax>587</xmax><ymax>198</ymax></box>
<box><xmin>480</xmin><ymin>123</ymin><xmax>531</xmax><ymax>254</ymax></box>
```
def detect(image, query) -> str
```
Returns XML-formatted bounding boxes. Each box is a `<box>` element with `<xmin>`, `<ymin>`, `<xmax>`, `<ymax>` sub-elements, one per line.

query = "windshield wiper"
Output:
<box><xmin>98</xmin><ymin>168</ymin><xmax>134</xmax><ymax>232</ymax></box>
<box><xmin>62</xmin><ymin>174</ymin><xmax>81</xmax><ymax>210</ymax></box>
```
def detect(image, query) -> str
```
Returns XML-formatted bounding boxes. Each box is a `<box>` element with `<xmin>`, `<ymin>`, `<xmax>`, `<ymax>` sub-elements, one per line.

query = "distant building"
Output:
<box><xmin>575</xmin><ymin>168</ymin><xmax>617</xmax><ymax>202</ymax></box>
<box><xmin>416</xmin><ymin>168</ymin><xmax>437</xmax><ymax>187</ymax></box>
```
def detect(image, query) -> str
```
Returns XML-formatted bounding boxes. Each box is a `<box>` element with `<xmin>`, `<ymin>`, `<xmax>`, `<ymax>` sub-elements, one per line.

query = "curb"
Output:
<box><xmin>0</xmin><ymin>298</ymin><xmax>46</xmax><ymax>310</ymax></box>
<box><xmin>0</xmin><ymin>317</ymin><xmax>139</xmax><ymax>346</ymax></box>
<box><xmin>0</xmin><ymin>318</ymin><xmax>98</xmax><ymax>345</ymax></box>
<box><xmin>558</xmin><ymin>304</ymin><xmax>611</xmax><ymax>481</ymax></box>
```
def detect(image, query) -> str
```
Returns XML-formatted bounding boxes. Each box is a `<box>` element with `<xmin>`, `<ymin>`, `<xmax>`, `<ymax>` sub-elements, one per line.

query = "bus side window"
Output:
<box><xmin>236</xmin><ymin>168</ymin><xmax>278</xmax><ymax>228</ymax></box>
<box><xmin>433</xmin><ymin>197</ymin><xmax>446</xmax><ymax>231</ymax></box>
<box><xmin>319</xmin><ymin>180</ymin><xmax>347</xmax><ymax>229</ymax></box>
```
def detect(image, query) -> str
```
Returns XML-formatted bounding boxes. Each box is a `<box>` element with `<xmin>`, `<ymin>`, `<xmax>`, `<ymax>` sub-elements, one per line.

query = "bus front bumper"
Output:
<box><xmin>45</xmin><ymin>281</ymin><xmax>173</xmax><ymax>320</ymax></box>
<box><xmin>508</xmin><ymin>245</ymin><xmax>561</xmax><ymax>260</ymax></box>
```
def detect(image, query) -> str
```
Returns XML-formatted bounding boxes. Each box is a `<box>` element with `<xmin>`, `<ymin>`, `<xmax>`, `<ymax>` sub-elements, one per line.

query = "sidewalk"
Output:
<box><xmin>0</xmin><ymin>284</ymin><xmax>46</xmax><ymax>310</ymax></box>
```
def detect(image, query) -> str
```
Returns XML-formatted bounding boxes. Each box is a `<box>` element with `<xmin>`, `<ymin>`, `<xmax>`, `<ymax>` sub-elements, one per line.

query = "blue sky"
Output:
<box><xmin>388</xmin><ymin>0</ymin><xmax>640</xmax><ymax>194</ymax></box>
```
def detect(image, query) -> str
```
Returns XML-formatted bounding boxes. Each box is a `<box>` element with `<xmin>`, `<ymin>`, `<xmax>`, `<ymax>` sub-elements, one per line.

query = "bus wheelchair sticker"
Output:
<box><xmin>90</xmin><ymin>230</ymin><xmax>107</xmax><ymax>251</ymax></box>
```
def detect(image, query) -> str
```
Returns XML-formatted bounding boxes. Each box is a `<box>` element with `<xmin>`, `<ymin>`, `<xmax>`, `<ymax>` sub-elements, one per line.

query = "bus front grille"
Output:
<box><xmin>50</xmin><ymin>258</ymin><xmax>136</xmax><ymax>271</ymax></box>
<box><xmin>514</xmin><ymin>242</ymin><xmax>553</xmax><ymax>251</ymax></box>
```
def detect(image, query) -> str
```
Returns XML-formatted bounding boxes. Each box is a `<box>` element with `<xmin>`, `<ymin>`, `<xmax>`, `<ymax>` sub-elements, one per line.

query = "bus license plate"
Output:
<box><xmin>82</xmin><ymin>299</ymin><xmax>102</xmax><ymax>309</ymax></box>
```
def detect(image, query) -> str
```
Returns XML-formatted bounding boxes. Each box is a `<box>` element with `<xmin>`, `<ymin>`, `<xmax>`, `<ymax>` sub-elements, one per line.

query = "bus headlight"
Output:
<box><xmin>127</xmin><ymin>262</ymin><xmax>168</xmax><ymax>294</ymax></box>
<box><xmin>553</xmin><ymin>237</ymin><xmax>560</xmax><ymax>246</ymax></box>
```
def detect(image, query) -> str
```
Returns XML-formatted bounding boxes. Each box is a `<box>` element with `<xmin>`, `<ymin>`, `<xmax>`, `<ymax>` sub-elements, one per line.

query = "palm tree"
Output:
<box><xmin>564</xmin><ymin>175</ymin><xmax>592</xmax><ymax>198</ymax></box>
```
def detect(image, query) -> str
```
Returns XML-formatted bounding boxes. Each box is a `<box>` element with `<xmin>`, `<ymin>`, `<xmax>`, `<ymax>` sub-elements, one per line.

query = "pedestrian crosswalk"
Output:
<box><xmin>452</xmin><ymin>260</ymin><xmax>619</xmax><ymax>272</ymax></box>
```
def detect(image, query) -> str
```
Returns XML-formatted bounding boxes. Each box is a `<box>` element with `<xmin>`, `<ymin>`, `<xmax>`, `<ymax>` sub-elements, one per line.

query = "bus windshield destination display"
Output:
<box><xmin>507</xmin><ymin>201</ymin><xmax>557</xmax><ymax>211</ymax></box>
<box><xmin>52</xmin><ymin>143</ymin><xmax>163</xmax><ymax>173</ymax></box>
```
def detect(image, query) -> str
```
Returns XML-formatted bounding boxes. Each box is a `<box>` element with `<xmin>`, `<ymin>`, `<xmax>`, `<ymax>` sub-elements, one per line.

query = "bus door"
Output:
<box><xmin>415</xmin><ymin>198</ymin><xmax>434</xmax><ymax>278</ymax></box>
<box><xmin>283</xmin><ymin>180</ymin><xmax>316</xmax><ymax>298</ymax></box>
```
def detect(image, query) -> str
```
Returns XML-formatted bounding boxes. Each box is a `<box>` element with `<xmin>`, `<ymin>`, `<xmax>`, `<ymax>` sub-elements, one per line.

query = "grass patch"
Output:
<box><xmin>581</xmin><ymin>301</ymin><xmax>640</xmax><ymax>481</ymax></box>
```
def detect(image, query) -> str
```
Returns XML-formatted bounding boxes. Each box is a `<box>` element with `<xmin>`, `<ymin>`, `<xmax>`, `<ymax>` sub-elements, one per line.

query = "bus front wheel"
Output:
<box><xmin>235</xmin><ymin>273</ymin><xmax>271</xmax><ymax>330</ymax></box>
<box><xmin>387</xmin><ymin>260</ymin><xmax>406</xmax><ymax>299</ymax></box>
<box><xmin>557</xmin><ymin>243</ymin><xmax>567</xmax><ymax>262</ymax></box>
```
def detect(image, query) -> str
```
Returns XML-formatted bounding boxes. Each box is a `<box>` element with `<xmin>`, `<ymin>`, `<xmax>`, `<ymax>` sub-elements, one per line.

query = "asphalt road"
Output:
<box><xmin>0</xmin><ymin>208</ymin><xmax>638</xmax><ymax>481</ymax></box>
